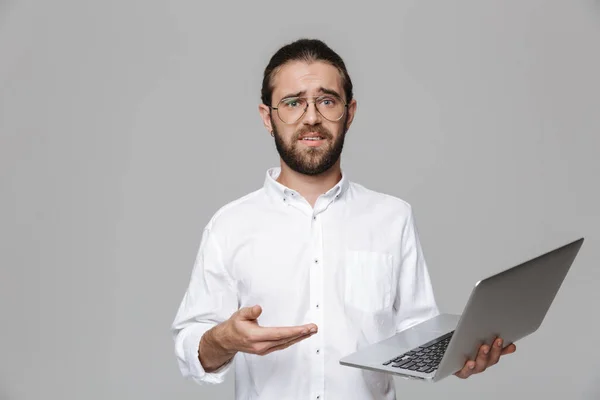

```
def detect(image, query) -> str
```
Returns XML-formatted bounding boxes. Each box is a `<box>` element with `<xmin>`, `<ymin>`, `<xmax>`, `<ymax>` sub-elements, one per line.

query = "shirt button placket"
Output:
<box><xmin>310</xmin><ymin>208</ymin><xmax>325</xmax><ymax>400</ymax></box>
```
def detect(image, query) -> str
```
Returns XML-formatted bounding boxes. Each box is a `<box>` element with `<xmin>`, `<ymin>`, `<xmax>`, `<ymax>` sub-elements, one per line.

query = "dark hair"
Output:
<box><xmin>261</xmin><ymin>38</ymin><xmax>353</xmax><ymax>106</ymax></box>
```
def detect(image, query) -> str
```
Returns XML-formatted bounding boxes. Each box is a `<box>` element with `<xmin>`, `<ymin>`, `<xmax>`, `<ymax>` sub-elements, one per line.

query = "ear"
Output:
<box><xmin>344</xmin><ymin>99</ymin><xmax>357</xmax><ymax>132</ymax></box>
<box><xmin>258</xmin><ymin>104</ymin><xmax>274</xmax><ymax>136</ymax></box>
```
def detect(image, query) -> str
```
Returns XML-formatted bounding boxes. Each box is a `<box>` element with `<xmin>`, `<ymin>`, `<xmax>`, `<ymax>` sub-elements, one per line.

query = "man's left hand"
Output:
<box><xmin>454</xmin><ymin>338</ymin><xmax>517</xmax><ymax>379</ymax></box>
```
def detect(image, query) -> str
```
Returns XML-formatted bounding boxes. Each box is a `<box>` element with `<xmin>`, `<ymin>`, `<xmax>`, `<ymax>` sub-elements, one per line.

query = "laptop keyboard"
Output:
<box><xmin>382</xmin><ymin>331</ymin><xmax>454</xmax><ymax>374</ymax></box>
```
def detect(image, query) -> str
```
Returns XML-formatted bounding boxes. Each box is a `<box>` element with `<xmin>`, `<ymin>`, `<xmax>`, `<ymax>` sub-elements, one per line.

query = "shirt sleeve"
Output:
<box><xmin>171</xmin><ymin>227</ymin><xmax>238</xmax><ymax>385</ymax></box>
<box><xmin>393</xmin><ymin>207</ymin><xmax>440</xmax><ymax>333</ymax></box>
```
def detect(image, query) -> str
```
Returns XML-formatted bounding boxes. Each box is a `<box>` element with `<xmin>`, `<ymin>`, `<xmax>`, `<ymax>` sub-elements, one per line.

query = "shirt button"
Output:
<box><xmin>316</xmin><ymin>304</ymin><xmax>320</xmax><ymax>308</ymax></box>
<box><xmin>313</xmin><ymin>216</ymin><xmax>317</xmax><ymax>220</ymax></box>
<box><xmin>316</xmin><ymin>349</ymin><xmax>320</xmax><ymax>354</ymax></box>
<box><xmin>317</xmin><ymin>396</ymin><xmax>320</xmax><ymax>399</ymax></box>
<box><xmin>314</xmin><ymin>259</ymin><xmax>319</xmax><ymax>264</ymax></box>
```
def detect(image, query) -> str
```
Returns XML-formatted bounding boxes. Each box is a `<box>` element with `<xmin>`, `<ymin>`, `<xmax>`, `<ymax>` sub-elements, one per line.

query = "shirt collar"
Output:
<box><xmin>263</xmin><ymin>167</ymin><xmax>349</xmax><ymax>204</ymax></box>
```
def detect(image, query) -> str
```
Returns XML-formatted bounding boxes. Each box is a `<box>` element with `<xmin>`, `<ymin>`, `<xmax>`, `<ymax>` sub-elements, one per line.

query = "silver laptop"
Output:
<box><xmin>339</xmin><ymin>238</ymin><xmax>584</xmax><ymax>382</ymax></box>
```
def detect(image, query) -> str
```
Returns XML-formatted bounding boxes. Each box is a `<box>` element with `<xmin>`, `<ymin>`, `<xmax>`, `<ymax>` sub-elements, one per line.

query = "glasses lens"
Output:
<box><xmin>315</xmin><ymin>95</ymin><xmax>345</xmax><ymax>121</ymax></box>
<box><xmin>277</xmin><ymin>97</ymin><xmax>307</xmax><ymax>124</ymax></box>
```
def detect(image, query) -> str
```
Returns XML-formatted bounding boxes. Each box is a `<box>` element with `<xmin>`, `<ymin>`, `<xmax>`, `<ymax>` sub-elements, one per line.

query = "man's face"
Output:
<box><xmin>260</xmin><ymin>61</ymin><xmax>356</xmax><ymax>176</ymax></box>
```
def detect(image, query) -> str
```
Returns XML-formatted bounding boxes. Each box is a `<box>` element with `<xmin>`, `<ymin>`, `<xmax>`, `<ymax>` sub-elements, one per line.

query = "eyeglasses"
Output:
<box><xmin>270</xmin><ymin>94</ymin><xmax>348</xmax><ymax>124</ymax></box>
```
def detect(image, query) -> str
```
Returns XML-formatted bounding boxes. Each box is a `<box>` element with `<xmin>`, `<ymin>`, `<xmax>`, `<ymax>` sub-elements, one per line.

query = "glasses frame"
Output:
<box><xmin>270</xmin><ymin>95</ymin><xmax>348</xmax><ymax>124</ymax></box>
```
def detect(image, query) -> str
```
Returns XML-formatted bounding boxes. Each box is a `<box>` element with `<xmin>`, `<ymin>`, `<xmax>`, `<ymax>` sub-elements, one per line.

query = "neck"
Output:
<box><xmin>276</xmin><ymin>160</ymin><xmax>342</xmax><ymax>207</ymax></box>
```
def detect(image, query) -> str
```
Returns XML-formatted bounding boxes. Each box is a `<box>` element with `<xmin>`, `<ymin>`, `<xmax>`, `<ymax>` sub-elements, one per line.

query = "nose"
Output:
<box><xmin>301</xmin><ymin>101</ymin><xmax>321</xmax><ymax>125</ymax></box>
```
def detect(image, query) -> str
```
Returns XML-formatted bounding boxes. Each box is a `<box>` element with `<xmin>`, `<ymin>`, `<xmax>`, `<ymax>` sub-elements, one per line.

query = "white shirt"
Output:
<box><xmin>171</xmin><ymin>167</ymin><xmax>439</xmax><ymax>400</ymax></box>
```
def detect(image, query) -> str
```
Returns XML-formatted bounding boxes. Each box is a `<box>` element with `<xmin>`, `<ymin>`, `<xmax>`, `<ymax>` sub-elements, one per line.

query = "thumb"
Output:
<box><xmin>239</xmin><ymin>305</ymin><xmax>262</xmax><ymax>320</ymax></box>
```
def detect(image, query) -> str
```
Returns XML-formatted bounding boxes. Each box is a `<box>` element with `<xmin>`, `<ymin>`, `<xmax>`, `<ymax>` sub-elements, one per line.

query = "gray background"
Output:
<box><xmin>1</xmin><ymin>0</ymin><xmax>598</xmax><ymax>399</ymax></box>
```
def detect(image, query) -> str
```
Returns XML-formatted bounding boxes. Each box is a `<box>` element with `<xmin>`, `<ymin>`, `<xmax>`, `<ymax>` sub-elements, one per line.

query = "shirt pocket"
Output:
<box><xmin>343</xmin><ymin>250</ymin><xmax>394</xmax><ymax>313</ymax></box>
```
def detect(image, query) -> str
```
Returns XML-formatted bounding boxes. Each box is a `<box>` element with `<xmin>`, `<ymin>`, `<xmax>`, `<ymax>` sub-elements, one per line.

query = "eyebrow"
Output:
<box><xmin>279</xmin><ymin>87</ymin><xmax>343</xmax><ymax>101</ymax></box>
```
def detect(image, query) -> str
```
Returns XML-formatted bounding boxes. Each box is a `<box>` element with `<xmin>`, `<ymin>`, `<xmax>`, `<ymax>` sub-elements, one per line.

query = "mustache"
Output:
<box><xmin>294</xmin><ymin>126</ymin><xmax>333</xmax><ymax>140</ymax></box>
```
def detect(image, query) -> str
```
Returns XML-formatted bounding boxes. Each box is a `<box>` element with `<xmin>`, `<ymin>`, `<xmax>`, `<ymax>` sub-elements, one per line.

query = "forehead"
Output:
<box><xmin>271</xmin><ymin>61</ymin><xmax>343</xmax><ymax>101</ymax></box>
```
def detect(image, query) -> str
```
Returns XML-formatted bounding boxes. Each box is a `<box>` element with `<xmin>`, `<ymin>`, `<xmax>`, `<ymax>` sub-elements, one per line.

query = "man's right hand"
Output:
<box><xmin>199</xmin><ymin>305</ymin><xmax>318</xmax><ymax>372</ymax></box>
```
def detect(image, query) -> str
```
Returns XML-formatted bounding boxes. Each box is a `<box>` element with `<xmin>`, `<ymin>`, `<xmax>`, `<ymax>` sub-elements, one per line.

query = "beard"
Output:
<box><xmin>271</xmin><ymin>116</ymin><xmax>348</xmax><ymax>176</ymax></box>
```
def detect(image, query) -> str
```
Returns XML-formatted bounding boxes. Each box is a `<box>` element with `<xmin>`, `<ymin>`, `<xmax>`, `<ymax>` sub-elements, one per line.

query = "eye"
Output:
<box><xmin>282</xmin><ymin>98</ymin><xmax>303</xmax><ymax>108</ymax></box>
<box><xmin>318</xmin><ymin>97</ymin><xmax>337</xmax><ymax>107</ymax></box>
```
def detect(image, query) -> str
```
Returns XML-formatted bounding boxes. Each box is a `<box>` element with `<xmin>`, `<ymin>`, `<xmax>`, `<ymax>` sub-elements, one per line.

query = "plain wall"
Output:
<box><xmin>1</xmin><ymin>1</ymin><xmax>599</xmax><ymax>399</ymax></box>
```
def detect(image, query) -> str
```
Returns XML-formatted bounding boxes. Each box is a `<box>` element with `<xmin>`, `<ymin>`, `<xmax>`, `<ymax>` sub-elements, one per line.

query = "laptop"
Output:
<box><xmin>339</xmin><ymin>237</ymin><xmax>584</xmax><ymax>382</ymax></box>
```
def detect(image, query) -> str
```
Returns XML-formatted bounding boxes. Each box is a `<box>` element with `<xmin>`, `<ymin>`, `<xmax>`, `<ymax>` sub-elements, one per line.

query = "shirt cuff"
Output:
<box><xmin>182</xmin><ymin>324</ymin><xmax>234</xmax><ymax>385</ymax></box>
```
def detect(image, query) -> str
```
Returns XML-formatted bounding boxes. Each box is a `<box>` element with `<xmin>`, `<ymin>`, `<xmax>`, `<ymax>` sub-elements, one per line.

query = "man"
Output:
<box><xmin>171</xmin><ymin>38</ymin><xmax>516</xmax><ymax>399</ymax></box>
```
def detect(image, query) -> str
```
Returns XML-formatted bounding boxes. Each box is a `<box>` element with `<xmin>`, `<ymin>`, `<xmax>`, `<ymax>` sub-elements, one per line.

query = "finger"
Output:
<box><xmin>473</xmin><ymin>344</ymin><xmax>490</xmax><ymax>373</ymax></box>
<box><xmin>238</xmin><ymin>305</ymin><xmax>262</xmax><ymax>320</ymax></box>
<box><xmin>261</xmin><ymin>331</ymin><xmax>315</xmax><ymax>355</ymax></box>
<box><xmin>454</xmin><ymin>360</ymin><xmax>476</xmax><ymax>379</ymax></box>
<box><xmin>253</xmin><ymin>324</ymin><xmax>318</xmax><ymax>342</ymax></box>
<box><xmin>254</xmin><ymin>328</ymin><xmax>316</xmax><ymax>352</ymax></box>
<box><xmin>488</xmin><ymin>338</ymin><xmax>503</xmax><ymax>366</ymax></box>
<box><xmin>501</xmin><ymin>343</ymin><xmax>517</xmax><ymax>356</ymax></box>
